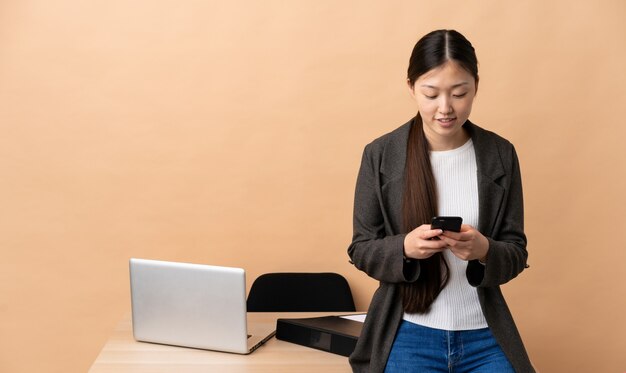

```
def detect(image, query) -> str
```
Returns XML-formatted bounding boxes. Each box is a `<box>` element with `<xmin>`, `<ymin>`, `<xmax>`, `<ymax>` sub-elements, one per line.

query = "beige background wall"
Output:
<box><xmin>1</xmin><ymin>1</ymin><xmax>625</xmax><ymax>372</ymax></box>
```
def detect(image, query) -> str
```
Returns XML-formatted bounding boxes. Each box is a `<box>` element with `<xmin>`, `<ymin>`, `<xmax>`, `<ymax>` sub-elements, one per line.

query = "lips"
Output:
<box><xmin>436</xmin><ymin>117</ymin><xmax>457</xmax><ymax>127</ymax></box>
<box><xmin>436</xmin><ymin>117</ymin><xmax>456</xmax><ymax>123</ymax></box>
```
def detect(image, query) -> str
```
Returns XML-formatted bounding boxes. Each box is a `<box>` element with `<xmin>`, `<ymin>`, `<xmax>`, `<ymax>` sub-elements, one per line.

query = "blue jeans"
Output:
<box><xmin>384</xmin><ymin>320</ymin><xmax>515</xmax><ymax>373</ymax></box>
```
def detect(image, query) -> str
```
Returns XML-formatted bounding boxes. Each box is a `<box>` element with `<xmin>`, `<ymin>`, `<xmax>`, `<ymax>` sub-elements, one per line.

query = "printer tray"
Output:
<box><xmin>276</xmin><ymin>315</ymin><xmax>363</xmax><ymax>357</ymax></box>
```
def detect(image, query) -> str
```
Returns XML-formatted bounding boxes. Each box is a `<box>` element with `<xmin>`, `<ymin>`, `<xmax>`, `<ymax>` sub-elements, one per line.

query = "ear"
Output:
<box><xmin>474</xmin><ymin>76</ymin><xmax>479</xmax><ymax>95</ymax></box>
<box><xmin>407</xmin><ymin>79</ymin><xmax>417</xmax><ymax>99</ymax></box>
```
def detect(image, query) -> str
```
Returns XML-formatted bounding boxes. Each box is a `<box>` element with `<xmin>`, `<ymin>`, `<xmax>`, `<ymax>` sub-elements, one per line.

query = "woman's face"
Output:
<box><xmin>408</xmin><ymin>60</ymin><xmax>477</xmax><ymax>151</ymax></box>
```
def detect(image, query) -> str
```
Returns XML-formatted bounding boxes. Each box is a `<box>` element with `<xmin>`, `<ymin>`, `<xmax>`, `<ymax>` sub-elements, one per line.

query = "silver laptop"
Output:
<box><xmin>129</xmin><ymin>258</ymin><xmax>275</xmax><ymax>354</ymax></box>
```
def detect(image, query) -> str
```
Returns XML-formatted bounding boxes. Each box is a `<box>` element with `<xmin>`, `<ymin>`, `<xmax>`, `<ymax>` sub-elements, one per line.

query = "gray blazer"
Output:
<box><xmin>348</xmin><ymin>119</ymin><xmax>534</xmax><ymax>373</ymax></box>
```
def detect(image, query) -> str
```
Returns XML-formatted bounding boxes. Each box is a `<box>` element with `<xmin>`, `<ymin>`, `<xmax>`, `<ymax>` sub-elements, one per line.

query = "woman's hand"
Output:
<box><xmin>440</xmin><ymin>224</ymin><xmax>489</xmax><ymax>262</ymax></box>
<box><xmin>403</xmin><ymin>224</ymin><xmax>448</xmax><ymax>260</ymax></box>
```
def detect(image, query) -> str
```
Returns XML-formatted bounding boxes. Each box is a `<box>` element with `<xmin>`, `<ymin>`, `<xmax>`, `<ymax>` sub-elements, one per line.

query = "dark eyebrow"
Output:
<box><xmin>420</xmin><ymin>82</ymin><xmax>470</xmax><ymax>89</ymax></box>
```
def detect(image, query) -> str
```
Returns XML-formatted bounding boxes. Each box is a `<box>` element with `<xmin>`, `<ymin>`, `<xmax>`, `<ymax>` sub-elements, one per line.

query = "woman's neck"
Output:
<box><xmin>425</xmin><ymin>127</ymin><xmax>470</xmax><ymax>151</ymax></box>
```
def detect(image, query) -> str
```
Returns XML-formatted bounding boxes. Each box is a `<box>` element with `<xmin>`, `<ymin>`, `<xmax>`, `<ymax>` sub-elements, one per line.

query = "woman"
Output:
<box><xmin>347</xmin><ymin>30</ymin><xmax>534</xmax><ymax>372</ymax></box>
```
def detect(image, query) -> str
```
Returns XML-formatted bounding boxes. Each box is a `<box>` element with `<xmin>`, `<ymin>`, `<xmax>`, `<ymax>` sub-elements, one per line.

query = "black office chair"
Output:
<box><xmin>246</xmin><ymin>272</ymin><xmax>356</xmax><ymax>312</ymax></box>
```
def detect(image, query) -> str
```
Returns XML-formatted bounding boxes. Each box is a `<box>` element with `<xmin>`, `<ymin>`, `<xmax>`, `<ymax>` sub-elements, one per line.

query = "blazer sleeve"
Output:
<box><xmin>467</xmin><ymin>145</ymin><xmax>528</xmax><ymax>287</ymax></box>
<box><xmin>347</xmin><ymin>145</ymin><xmax>419</xmax><ymax>284</ymax></box>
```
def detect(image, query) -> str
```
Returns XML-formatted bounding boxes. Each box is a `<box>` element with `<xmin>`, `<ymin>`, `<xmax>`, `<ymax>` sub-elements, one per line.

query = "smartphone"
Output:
<box><xmin>431</xmin><ymin>216</ymin><xmax>463</xmax><ymax>233</ymax></box>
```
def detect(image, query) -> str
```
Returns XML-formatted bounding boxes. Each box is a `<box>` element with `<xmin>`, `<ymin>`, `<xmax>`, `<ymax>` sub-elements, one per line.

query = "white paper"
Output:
<box><xmin>339</xmin><ymin>313</ymin><xmax>366</xmax><ymax>323</ymax></box>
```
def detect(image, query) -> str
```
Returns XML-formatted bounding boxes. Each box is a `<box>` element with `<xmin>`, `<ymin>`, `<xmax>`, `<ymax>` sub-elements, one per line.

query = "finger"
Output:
<box><xmin>407</xmin><ymin>242</ymin><xmax>446</xmax><ymax>260</ymax></box>
<box><xmin>418</xmin><ymin>228</ymin><xmax>443</xmax><ymax>240</ymax></box>
<box><xmin>415</xmin><ymin>237</ymin><xmax>446</xmax><ymax>251</ymax></box>
<box><xmin>440</xmin><ymin>236</ymin><xmax>469</xmax><ymax>249</ymax></box>
<box><xmin>441</xmin><ymin>230</ymin><xmax>462</xmax><ymax>240</ymax></box>
<box><xmin>460</xmin><ymin>224</ymin><xmax>475</xmax><ymax>232</ymax></box>
<box><xmin>439</xmin><ymin>236</ymin><xmax>454</xmax><ymax>246</ymax></box>
<box><xmin>423</xmin><ymin>238</ymin><xmax>448</xmax><ymax>250</ymax></box>
<box><xmin>446</xmin><ymin>239</ymin><xmax>473</xmax><ymax>252</ymax></box>
<box><xmin>446</xmin><ymin>241</ymin><xmax>468</xmax><ymax>251</ymax></box>
<box><xmin>442</xmin><ymin>230</ymin><xmax>473</xmax><ymax>242</ymax></box>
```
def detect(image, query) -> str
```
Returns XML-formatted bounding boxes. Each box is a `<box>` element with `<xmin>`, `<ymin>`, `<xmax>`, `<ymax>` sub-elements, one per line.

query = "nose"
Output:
<box><xmin>438</xmin><ymin>97</ymin><xmax>453</xmax><ymax>115</ymax></box>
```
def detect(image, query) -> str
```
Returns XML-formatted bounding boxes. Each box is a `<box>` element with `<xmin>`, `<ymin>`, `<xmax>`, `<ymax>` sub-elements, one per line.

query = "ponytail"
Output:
<box><xmin>401</xmin><ymin>114</ymin><xmax>449</xmax><ymax>313</ymax></box>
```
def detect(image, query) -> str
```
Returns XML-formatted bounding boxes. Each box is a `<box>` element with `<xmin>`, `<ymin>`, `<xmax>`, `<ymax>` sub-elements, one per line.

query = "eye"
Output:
<box><xmin>424</xmin><ymin>94</ymin><xmax>437</xmax><ymax>100</ymax></box>
<box><xmin>453</xmin><ymin>92</ymin><xmax>468</xmax><ymax>98</ymax></box>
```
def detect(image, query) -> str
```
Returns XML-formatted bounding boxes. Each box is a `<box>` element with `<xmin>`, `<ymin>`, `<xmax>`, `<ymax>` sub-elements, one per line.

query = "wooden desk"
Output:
<box><xmin>89</xmin><ymin>312</ymin><xmax>354</xmax><ymax>373</ymax></box>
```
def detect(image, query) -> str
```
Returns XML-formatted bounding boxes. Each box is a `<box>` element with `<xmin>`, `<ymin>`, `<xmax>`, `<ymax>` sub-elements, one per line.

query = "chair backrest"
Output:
<box><xmin>246</xmin><ymin>272</ymin><xmax>356</xmax><ymax>312</ymax></box>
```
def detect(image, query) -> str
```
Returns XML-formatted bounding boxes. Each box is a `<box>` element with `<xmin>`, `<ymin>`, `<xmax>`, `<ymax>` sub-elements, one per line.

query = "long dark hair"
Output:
<box><xmin>402</xmin><ymin>30</ymin><xmax>479</xmax><ymax>313</ymax></box>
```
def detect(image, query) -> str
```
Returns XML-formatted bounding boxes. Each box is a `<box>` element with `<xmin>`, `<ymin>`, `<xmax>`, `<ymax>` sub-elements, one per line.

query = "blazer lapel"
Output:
<box><xmin>466</xmin><ymin>122</ymin><xmax>506</xmax><ymax>237</ymax></box>
<box><xmin>379</xmin><ymin>121</ymin><xmax>411</xmax><ymax>235</ymax></box>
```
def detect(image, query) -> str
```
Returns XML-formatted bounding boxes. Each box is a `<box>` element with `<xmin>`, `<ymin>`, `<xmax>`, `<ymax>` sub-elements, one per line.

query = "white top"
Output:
<box><xmin>403</xmin><ymin>139</ymin><xmax>488</xmax><ymax>331</ymax></box>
